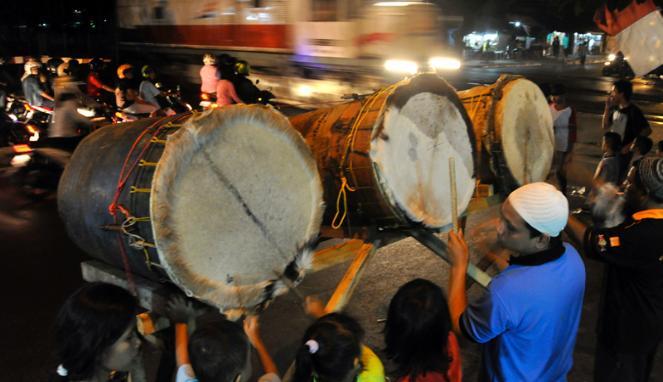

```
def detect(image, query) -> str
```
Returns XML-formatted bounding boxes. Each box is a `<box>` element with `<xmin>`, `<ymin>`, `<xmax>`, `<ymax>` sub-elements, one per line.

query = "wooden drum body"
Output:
<box><xmin>458</xmin><ymin>75</ymin><xmax>554</xmax><ymax>193</ymax></box>
<box><xmin>290</xmin><ymin>73</ymin><xmax>477</xmax><ymax>232</ymax></box>
<box><xmin>58</xmin><ymin>107</ymin><xmax>324</xmax><ymax>311</ymax></box>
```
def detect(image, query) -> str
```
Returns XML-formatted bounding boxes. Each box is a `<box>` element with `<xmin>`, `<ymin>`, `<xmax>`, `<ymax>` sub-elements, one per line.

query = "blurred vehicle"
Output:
<box><xmin>9</xmin><ymin>137</ymin><xmax>82</xmax><ymax>198</ymax></box>
<box><xmin>5</xmin><ymin>94</ymin><xmax>30</xmax><ymax>122</ymax></box>
<box><xmin>198</xmin><ymin>92</ymin><xmax>216</xmax><ymax>110</ymax></box>
<box><xmin>0</xmin><ymin>112</ymin><xmax>37</xmax><ymax>147</ymax></box>
<box><xmin>117</xmin><ymin>0</ymin><xmax>462</xmax><ymax>78</ymax></box>
<box><xmin>602</xmin><ymin>52</ymin><xmax>635</xmax><ymax>78</ymax></box>
<box><xmin>602</xmin><ymin>52</ymin><xmax>663</xmax><ymax>79</ymax></box>
<box><xmin>157</xmin><ymin>85</ymin><xmax>193</xmax><ymax>114</ymax></box>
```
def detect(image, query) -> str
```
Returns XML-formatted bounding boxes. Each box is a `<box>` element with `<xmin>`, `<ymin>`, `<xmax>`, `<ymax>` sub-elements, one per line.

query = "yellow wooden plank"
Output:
<box><xmin>325</xmin><ymin>242</ymin><xmax>378</xmax><ymax>313</ymax></box>
<box><xmin>311</xmin><ymin>239</ymin><xmax>364</xmax><ymax>272</ymax></box>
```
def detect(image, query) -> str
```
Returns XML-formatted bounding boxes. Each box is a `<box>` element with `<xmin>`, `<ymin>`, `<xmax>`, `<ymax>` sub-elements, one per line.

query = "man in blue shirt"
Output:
<box><xmin>447</xmin><ymin>182</ymin><xmax>586</xmax><ymax>381</ymax></box>
<box><xmin>21</xmin><ymin>61</ymin><xmax>54</xmax><ymax>108</ymax></box>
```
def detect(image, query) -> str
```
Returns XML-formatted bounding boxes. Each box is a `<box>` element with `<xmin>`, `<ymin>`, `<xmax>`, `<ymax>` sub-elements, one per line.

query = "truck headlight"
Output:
<box><xmin>384</xmin><ymin>59</ymin><xmax>419</xmax><ymax>75</ymax></box>
<box><xmin>429</xmin><ymin>57</ymin><xmax>462</xmax><ymax>71</ymax></box>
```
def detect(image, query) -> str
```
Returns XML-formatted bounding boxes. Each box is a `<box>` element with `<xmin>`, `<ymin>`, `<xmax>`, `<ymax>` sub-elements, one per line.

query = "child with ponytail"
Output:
<box><xmin>292</xmin><ymin>298</ymin><xmax>384</xmax><ymax>382</ymax></box>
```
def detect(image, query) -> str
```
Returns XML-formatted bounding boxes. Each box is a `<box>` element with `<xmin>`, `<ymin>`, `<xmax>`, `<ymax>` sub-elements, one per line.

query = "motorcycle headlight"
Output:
<box><xmin>11</xmin><ymin>154</ymin><xmax>32</xmax><ymax>167</ymax></box>
<box><xmin>294</xmin><ymin>84</ymin><xmax>314</xmax><ymax>98</ymax></box>
<box><xmin>429</xmin><ymin>57</ymin><xmax>462</xmax><ymax>71</ymax></box>
<box><xmin>607</xmin><ymin>53</ymin><xmax>616</xmax><ymax>62</ymax></box>
<box><xmin>77</xmin><ymin>107</ymin><xmax>96</xmax><ymax>118</ymax></box>
<box><xmin>384</xmin><ymin>59</ymin><xmax>419</xmax><ymax>75</ymax></box>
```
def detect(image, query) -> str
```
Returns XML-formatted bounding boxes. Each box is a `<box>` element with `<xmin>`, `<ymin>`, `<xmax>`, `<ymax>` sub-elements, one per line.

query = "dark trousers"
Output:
<box><xmin>594</xmin><ymin>340</ymin><xmax>660</xmax><ymax>382</ymax></box>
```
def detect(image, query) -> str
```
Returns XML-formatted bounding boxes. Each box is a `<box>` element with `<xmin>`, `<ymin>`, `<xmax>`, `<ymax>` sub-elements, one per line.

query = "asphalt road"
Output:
<box><xmin>1</xmin><ymin>62</ymin><xmax>662</xmax><ymax>381</ymax></box>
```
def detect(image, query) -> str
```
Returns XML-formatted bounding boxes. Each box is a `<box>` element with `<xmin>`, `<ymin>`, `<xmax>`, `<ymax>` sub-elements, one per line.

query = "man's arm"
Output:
<box><xmin>447</xmin><ymin>229</ymin><xmax>469</xmax><ymax>335</ymax></box>
<box><xmin>39</xmin><ymin>90</ymin><xmax>54</xmax><ymax>102</ymax></box>
<box><xmin>602</xmin><ymin>103</ymin><xmax>613</xmax><ymax>130</ymax></box>
<box><xmin>565</xmin><ymin>215</ymin><xmax>588</xmax><ymax>249</ymax></box>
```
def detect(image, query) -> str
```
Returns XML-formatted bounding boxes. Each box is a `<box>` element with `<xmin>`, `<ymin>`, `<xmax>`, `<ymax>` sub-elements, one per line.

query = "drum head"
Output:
<box><xmin>496</xmin><ymin>78</ymin><xmax>554</xmax><ymax>185</ymax></box>
<box><xmin>150</xmin><ymin>106</ymin><xmax>323</xmax><ymax>310</ymax></box>
<box><xmin>371</xmin><ymin>75</ymin><xmax>476</xmax><ymax>229</ymax></box>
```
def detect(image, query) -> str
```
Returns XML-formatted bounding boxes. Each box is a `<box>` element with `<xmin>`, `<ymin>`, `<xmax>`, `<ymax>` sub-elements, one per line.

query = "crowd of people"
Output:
<box><xmin>1</xmin><ymin>53</ymin><xmax>260</xmax><ymax>139</ymax></box>
<box><xmin>34</xmin><ymin>67</ymin><xmax>661</xmax><ymax>382</ymax></box>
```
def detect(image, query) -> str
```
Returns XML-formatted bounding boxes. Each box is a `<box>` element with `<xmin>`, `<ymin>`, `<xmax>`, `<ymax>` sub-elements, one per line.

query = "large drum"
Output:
<box><xmin>58</xmin><ymin>107</ymin><xmax>324</xmax><ymax>311</ymax></box>
<box><xmin>457</xmin><ymin>75</ymin><xmax>554</xmax><ymax>193</ymax></box>
<box><xmin>289</xmin><ymin>73</ymin><xmax>477</xmax><ymax>232</ymax></box>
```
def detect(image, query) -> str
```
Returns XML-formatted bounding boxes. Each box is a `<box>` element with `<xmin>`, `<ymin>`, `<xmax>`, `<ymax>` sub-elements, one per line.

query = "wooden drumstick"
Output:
<box><xmin>449</xmin><ymin>157</ymin><xmax>459</xmax><ymax>231</ymax></box>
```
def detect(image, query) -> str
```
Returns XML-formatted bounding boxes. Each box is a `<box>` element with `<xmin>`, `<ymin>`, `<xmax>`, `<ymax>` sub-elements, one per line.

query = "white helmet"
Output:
<box><xmin>203</xmin><ymin>53</ymin><xmax>216</xmax><ymax>65</ymax></box>
<box><xmin>24</xmin><ymin>61</ymin><xmax>41</xmax><ymax>73</ymax></box>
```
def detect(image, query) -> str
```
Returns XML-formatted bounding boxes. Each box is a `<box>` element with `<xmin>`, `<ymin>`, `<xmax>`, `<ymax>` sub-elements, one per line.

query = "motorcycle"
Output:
<box><xmin>602</xmin><ymin>53</ymin><xmax>635</xmax><ymax>78</ymax></box>
<box><xmin>256</xmin><ymin>89</ymin><xmax>276</xmax><ymax>106</ymax></box>
<box><xmin>159</xmin><ymin>86</ymin><xmax>193</xmax><ymax>114</ymax></box>
<box><xmin>198</xmin><ymin>92</ymin><xmax>217</xmax><ymax>111</ymax></box>
<box><xmin>0</xmin><ymin>112</ymin><xmax>40</xmax><ymax>146</ymax></box>
<box><xmin>5</xmin><ymin>94</ymin><xmax>30</xmax><ymax>122</ymax></box>
<box><xmin>9</xmin><ymin>136</ymin><xmax>83</xmax><ymax>198</ymax></box>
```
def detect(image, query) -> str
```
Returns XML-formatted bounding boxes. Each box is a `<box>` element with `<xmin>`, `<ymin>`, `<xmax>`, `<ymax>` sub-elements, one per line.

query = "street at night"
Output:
<box><xmin>2</xmin><ymin>1</ymin><xmax>663</xmax><ymax>381</ymax></box>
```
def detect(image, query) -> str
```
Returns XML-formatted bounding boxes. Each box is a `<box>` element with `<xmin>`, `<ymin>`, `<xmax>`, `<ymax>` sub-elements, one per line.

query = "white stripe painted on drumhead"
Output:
<box><xmin>371</xmin><ymin>92</ymin><xmax>475</xmax><ymax>229</ymax></box>
<box><xmin>150</xmin><ymin>106</ymin><xmax>323</xmax><ymax>311</ymax></box>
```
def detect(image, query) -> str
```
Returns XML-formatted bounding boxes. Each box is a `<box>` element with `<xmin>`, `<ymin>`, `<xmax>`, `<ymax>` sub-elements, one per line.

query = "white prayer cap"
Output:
<box><xmin>506</xmin><ymin>182</ymin><xmax>569</xmax><ymax>237</ymax></box>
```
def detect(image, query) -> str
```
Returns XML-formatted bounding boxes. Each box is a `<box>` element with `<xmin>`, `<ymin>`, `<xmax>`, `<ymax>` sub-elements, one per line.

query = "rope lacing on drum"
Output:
<box><xmin>106</xmin><ymin>113</ymin><xmax>192</xmax><ymax>294</ymax></box>
<box><xmin>331</xmin><ymin>83</ymin><xmax>397</xmax><ymax>229</ymax></box>
<box><xmin>120</xmin><ymin>214</ymin><xmax>154</xmax><ymax>250</ymax></box>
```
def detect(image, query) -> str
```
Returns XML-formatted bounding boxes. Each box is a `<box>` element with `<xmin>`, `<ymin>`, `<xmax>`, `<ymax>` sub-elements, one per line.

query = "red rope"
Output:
<box><xmin>106</xmin><ymin>114</ymin><xmax>190</xmax><ymax>295</ymax></box>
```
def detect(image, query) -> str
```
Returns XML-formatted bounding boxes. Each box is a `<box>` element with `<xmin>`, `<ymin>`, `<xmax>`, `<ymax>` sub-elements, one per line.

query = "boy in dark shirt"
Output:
<box><xmin>602</xmin><ymin>80</ymin><xmax>651</xmax><ymax>154</ymax></box>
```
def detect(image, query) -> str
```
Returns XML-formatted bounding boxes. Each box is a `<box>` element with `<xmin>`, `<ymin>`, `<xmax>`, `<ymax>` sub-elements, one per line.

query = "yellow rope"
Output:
<box><xmin>138</xmin><ymin>159</ymin><xmax>158</xmax><ymax>167</ymax></box>
<box><xmin>129</xmin><ymin>186</ymin><xmax>151</xmax><ymax>194</ymax></box>
<box><xmin>331</xmin><ymin>177</ymin><xmax>352</xmax><ymax>229</ymax></box>
<box><xmin>331</xmin><ymin>84</ymin><xmax>397</xmax><ymax>229</ymax></box>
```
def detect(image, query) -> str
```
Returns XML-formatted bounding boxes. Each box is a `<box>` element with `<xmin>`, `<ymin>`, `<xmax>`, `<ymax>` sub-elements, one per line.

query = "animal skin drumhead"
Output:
<box><xmin>496</xmin><ymin>79</ymin><xmax>554</xmax><ymax>185</ymax></box>
<box><xmin>150</xmin><ymin>106</ymin><xmax>323</xmax><ymax>309</ymax></box>
<box><xmin>371</xmin><ymin>90</ymin><xmax>475</xmax><ymax>229</ymax></box>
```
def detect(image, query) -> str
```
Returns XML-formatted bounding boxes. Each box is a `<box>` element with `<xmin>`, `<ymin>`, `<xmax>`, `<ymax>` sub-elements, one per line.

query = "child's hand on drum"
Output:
<box><xmin>304</xmin><ymin>296</ymin><xmax>327</xmax><ymax>318</ymax></box>
<box><xmin>166</xmin><ymin>295</ymin><xmax>196</xmax><ymax>324</ymax></box>
<box><xmin>243</xmin><ymin>315</ymin><xmax>262</xmax><ymax>346</ymax></box>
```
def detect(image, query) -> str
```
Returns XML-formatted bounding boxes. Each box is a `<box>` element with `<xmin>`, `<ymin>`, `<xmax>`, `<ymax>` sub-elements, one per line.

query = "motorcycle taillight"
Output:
<box><xmin>12</xmin><ymin>144</ymin><xmax>33</xmax><ymax>154</ymax></box>
<box><xmin>25</xmin><ymin>124</ymin><xmax>38</xmax><ymax>134</ymax></box>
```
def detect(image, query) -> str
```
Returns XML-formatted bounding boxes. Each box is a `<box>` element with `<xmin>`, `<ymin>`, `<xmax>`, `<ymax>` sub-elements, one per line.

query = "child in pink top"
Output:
<box><xmin>216</xmin><ymin>79</ymin><xmax>244</xmax><ymax>106</ymax></box>
<box><xmin>200</xmin><ymin>54</ymin><xmax>219</xmax><ymax>94</ymax></box>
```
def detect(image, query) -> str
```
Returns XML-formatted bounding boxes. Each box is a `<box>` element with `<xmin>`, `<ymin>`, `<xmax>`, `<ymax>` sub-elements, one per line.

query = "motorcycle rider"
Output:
<box><xmin>21</xmin><ymin>61</ymin><xmax>55</xmax><ymax>108</ymax></box>
<box><xmin>86</xmin><ymin>58</ymin><xmax>114</xmax><ymax>101</ymax></box>
<box><xmin>50</xmin><ymin>91</ymin><xmax>92</xmax><ymax>138</ymax></box>
<box><xmin>216</xmin><ymin>63</ymin><xmax>244</xmax><ymax>107</ymax></box>
<box><xmin>52</xmin><ymin>62</ymin><xmax>84</xmax><ymax>101</ymax></box>
<box><xmin>115</xmin><ymin>64</ymin><xmax>157</xmax><ymax>116</ymax></box>
<box><xmin>115</xmin><ymin>63</ymin><xmax>136</xmax><ymax>109</ymax></box>
<box><xmin>233</xmin><ymin>60</ymin><xmax>262</xmax><ymax>104</ymax></box>
<box><xmin>200</xmin><ymin>53</ymin><xmax>219</xmax><ymax>102</ymax></box>
<box><xmin>139</xmin><ymin>65</ymin><xmax>166</xmax><ymax>109</ymax></box>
